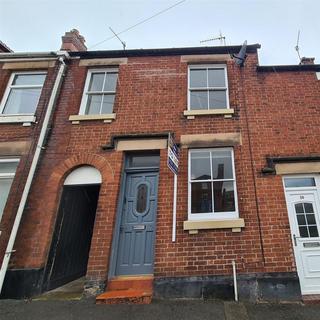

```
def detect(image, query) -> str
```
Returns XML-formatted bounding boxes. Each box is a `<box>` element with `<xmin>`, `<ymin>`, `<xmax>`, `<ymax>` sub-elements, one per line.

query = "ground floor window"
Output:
<box><xmin>0</xmin><ymin>159</ymin><xmax>19</xmax><ymax>221</ymax></box>
<box><xmin>188</xmin><ymin>148</ymin><xmax>238</xmax><ymax>220</ymax></box>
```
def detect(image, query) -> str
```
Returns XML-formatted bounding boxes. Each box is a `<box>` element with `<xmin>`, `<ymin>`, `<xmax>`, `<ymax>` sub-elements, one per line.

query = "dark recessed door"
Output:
<box><xmin>45</xmin><ymin>184</ymin><xmax>100</xmax><ymax>290</ymax></box>
<box><xmin>115</xmin><ymin>171</ymin><xmax>159</xmax><ymax>275</ymax></box>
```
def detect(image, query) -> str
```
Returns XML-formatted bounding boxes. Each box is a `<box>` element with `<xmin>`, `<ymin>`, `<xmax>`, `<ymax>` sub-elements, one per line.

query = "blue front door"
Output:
<box><xmin>115</xmin><ymin>171</ymin><xmax>159</xmax><ymax>275</ymax></box>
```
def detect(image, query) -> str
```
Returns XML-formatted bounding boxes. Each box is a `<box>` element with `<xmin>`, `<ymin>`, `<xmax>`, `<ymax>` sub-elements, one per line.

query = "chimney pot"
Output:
<box><xmin>60</xmin><ymin>29</ymin><xmax>87</xmax><ymax>52</ymax></box>
<box><xmin>300</xmin><ymin>57</ymin><xmax>315</xmax><ymax>65</ymax></box>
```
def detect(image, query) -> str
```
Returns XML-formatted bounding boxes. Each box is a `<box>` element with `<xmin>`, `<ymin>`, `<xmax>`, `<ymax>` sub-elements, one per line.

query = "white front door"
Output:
<box><xmin>284</xmin><ymin>176</ymin><xmax>320</xmax><ymax>295</ymax></box>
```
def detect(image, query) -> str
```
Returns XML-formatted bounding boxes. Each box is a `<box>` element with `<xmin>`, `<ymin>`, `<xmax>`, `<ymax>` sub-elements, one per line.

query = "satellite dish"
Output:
<box><xmin>232</xmin><ymin>40</ymin><xmax>247</xmax><ymax>67</ymax></box>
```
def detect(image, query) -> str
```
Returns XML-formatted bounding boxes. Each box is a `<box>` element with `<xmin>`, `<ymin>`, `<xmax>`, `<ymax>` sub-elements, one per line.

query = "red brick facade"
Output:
<box><xmin>0</xmin><ymin>45</ymin><xmax>319</xmax><ymax>299</ymax></box>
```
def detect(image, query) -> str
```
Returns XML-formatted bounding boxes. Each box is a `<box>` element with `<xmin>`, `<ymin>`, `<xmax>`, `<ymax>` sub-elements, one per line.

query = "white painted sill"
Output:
<box><xmin>0</xmin><ymin>114</ymin><xmax>36</xmax><ymax>126</ymax></box>
<box><xmin>184</xmin><ymin>108</ymin><xmax>234</xmax><ymax>119</ymax></box>
<box><xmin>183</xmin><ymin>218</ymin><xmax>245</xmax><ymax>234</ymax></box>
<box><xmin>68</xmin><ymin>113</ymin><xmax>116</xmax><ymax>124</ymax></box>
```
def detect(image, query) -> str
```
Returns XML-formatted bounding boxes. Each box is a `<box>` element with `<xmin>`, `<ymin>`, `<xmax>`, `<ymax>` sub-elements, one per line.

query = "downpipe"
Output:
<box><xmin>232</xmin><ymin>260</ymin><xmax>238</xmax><ymax>302</ymax></box>
<box><xmin>0</xmin><ymin>52</ymin><xmax>69</xmax><ymax>294</ymax></box>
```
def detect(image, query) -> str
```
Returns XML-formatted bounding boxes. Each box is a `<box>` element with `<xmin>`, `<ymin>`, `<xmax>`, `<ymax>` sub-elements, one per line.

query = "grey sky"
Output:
<box><xmin>0</xmin><ymin>0</ymin><xmax>319</xmax><ymax>65</ymax></box>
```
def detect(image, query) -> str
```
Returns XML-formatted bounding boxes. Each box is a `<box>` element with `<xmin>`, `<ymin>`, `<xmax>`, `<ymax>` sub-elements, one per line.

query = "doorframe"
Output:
<box><xmin>282</xmin><ymin>173</ymin><xmax>320</xmax><ymax>294</ymax></box>
<box><xmin>108</xmin><ymin>153</ymin><xmax>160</xmax><ymax>279</ymax></box>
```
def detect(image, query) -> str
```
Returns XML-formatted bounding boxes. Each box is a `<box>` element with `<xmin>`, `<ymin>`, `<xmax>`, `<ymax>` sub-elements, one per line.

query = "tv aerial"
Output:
<box><xmin>295</xmin><ymin>30</ymin><xmax>301</xmax><ymax>62</ymax></box>
<box><xmin>109</xmin><ymin>27</ymin><xmax>126</xmax><ymax>50</ymax></box>
<box><xmin>232</xmin><ymin>40</ymin><xmax>247</xmax><ymax>67</ymax></box>
<box><xmin>200</xmin><ymin>31</ymin><xmax>226</xmax><ymax>46</ymax></box>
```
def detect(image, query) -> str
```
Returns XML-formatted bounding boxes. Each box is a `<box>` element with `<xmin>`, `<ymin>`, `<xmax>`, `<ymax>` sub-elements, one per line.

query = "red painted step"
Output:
<box><xmin>96</xmin><ymin>276</ymin><xmax>153</xmax><ymax>304</ymax></box>
<box><xmin>96</xmin><ymin>289</ymin><xmax>152</xmax><ymax>305</ymax></box>
<box><xmin>107</xmin><ymin>276</ymin><xmax>153</xmax><ymax>291</ymax></box>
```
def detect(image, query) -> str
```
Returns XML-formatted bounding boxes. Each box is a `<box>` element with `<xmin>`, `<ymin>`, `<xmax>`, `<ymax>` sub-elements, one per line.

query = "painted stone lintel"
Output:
<box><xmin>180</xmin><ymin>132</ymin><xmax>242</xmax><ymax>149</ymax></box>
<box><xmin>183</xmin><ymin>218</ymin><xmax>245</xmax><ymax>234</ymax></box>
<box><xmin>116</xmin><ymin>139</ymin><xmax>167</xmax><ymax>151</ymax></box>
<box><xmin>0</xmin><ymin>140</ymin><xmax>31</xmax><ymax>156</ymax></box>
<box><xmin>275</xmin><ymin>162</ymin><xmax>320</xmax><ymax>175</ymax></box>
<box><xmin>79</xmin><ymin>58</ymin><xmax>128</xmax><ymax>67</ymax></box>
<box><xmin>2</xmin><ymin>61</ymin><xmax>56</xmax><ymax>69</ymax></box>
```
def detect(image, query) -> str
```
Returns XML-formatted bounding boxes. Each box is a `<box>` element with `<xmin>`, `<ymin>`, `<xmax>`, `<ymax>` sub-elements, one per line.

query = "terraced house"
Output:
<box><xmin>0</xmin><ymin>30</ymin><xmax>320</xmax><ymax>303</ymax></box>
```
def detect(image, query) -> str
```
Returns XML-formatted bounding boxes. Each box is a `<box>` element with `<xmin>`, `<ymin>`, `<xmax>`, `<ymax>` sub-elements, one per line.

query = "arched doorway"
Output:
<box><xmin>43</xmin><ymin>166</ymin><xmax>101</xmax><ymax>291</ymax></box>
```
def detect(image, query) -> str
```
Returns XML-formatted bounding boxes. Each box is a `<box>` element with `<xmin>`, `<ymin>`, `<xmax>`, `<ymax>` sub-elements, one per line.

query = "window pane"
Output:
<box><xmin>190</xmin><ymin>69</ymin><xmax>207</xmax><ymax>88</ymax></box>
<box><xmin>284</xmin><ymin>178</ymin><xmax>315</xmax><ymax>188</ymax></box>
<box><xmin>213</xmin><ymin>181</ymin><xmax>235</xmax><ymax>212</ymax></box>
<box><xmin>104</xmin><ymin>72</ymin><xmax>118</xmax><ymax>91</ymax></box>
<box><xmin>209</xmin><ymin>90</ymin><xmax>227</xmax><ymax>109</ymax></box>
<box><xmin>299</xmin><ymin>226</ymin><xmax>309</xmax><ymax>237</ymax></box>
<box><xmin>297</xmin><ymin>215</ymin><xmax>306</xmax><ymax>225</ymax></box>
<box><xmin>3</xmin><ymin>88</ymin><xmax>41</xmax><ymax>114</ymax></box>
<box><xmin>306</xmin><ymin>214</ymin><xmax>316</xmax><ymax>225</ymax></box>
<box><xmin>13</xmin><ymin>74</ymin><xmax>46</xmax><ymax>86</ymax></box>
<box><xmin>0</xmin><ymin>178</ymin><xmax>14</xmax><ymax>220</ymax></box>
<box><xmin>191</xmin><ymin>182</ymin><xmax>212</xmax><ymax>213</ymax></box>
<box><xmin>309</xmin><ymin>226</ymin><xmax>319</xmax><ymax>237</ymax></box>
<box><xmin>0</xmin><ymin>161</ymin><xmax>19</xmax><ymax>174</ymax></box>
<box><xmin>101</xmin><ymin>94</ymin><xmax>115</xmax><ymax>114</ymax></box>
<box><xmin>208</xmin><ymin>68</ymin><xmax>225</xmax><ymax>87</ymax></box>
<box><xmin>211</xmin><ymin>150</ymin><xmax>233</xmax><ymax>179</ymax></box>
<box><xmin>295</xmin><ymin>203</ymin><xmax>304</xmax><ymax>214</ymax></box>
<box><xmin>136</xmin><ymin>184</ymin><xmax>148</xmax><ymax>213</ymax></box>
<box><xmin>304</xmin><ymin>203</ymin><xmax>314</xmax><ymax>213</ymax></box>
<box><xmin>88</xmin><ymin>73</ymin><xmax>104</xmax><ymax>92</ymax></box>
<box><xmin>86</xmin><ymin>94</ymin><xmax>102</xmax><ymax>114</ymax></box>
<box><xmin>190</xmin><ymin>90</ymin><xmax>208</xmax><ymax>110</ymax></box>
<box><xmin>190</xmin><ymin>152</ymin><xmax>211</xmax><ymax>180</ymax></box>
<box><xmin>128</xmin><ymin>155</ymin><xmax>160</xmax><ymax>168</ymax></box>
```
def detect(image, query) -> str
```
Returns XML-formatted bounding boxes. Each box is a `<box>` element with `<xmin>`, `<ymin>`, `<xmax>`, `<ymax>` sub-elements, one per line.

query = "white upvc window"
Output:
<box><xmin>0</xmin><ymin>72</ymin><xmax>46</xmax><ymax>115</ymax></box>
<box><xmin>188</xmin><ymin>64</ymin><xmax>229</xmax><ymax>110</ymax></box>
<box><xmin>0</xmin><ymin>159</ymin><xmax>19</xmax><ymax>221</ymax></box>
<box><xmin>188</xmin><ymin>148</ymin><xmax>238</xmax><ymax>220</ymax></box>
<box><xmin>79</xmin><ymin>68</ymin><xmax>118</xmax><ymax>115</ymax></box>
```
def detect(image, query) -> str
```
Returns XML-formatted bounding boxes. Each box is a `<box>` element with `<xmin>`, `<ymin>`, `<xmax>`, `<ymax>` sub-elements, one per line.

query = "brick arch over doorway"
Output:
<box><xmin>39</xmin><ymin>153</ymin><xmax>120</xmax><ymax>294</ymax></box>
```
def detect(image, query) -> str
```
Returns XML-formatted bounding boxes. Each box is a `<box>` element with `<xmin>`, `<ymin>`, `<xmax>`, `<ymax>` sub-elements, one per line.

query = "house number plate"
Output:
<box><xmin>303</xmin><ymin>242</ymin><xmax>320</xmax><ymax>248</ymax></box>
<box><xmin>133</xmin><ymin>225</ymin><xmax>146</xmax><ymax>230</ymax></box>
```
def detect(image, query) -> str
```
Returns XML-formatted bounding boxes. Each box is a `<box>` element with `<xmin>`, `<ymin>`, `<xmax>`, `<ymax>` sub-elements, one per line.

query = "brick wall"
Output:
<box><xmin>2</xmin><ymin>51</ymin><xmax>319</xmax><ymax>286</ymax></box>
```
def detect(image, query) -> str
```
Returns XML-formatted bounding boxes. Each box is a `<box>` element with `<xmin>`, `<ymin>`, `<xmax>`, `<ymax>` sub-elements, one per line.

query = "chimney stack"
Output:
<box><xmin>60</xmin><ymin>29</ymin><xmax>87</xmax><ymax>52</ymax></box>
<box><xmin>300</xmin><ymin>57</ymin><xmax>315</xmax><ymax>65</ymax></box>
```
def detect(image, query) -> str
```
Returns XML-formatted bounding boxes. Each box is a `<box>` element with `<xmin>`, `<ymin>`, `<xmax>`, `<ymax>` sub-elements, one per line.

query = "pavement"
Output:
<box><xmin>1</xmin><ymin>298</ymin><xmax>320</xmax><ymax>320</ymax></box>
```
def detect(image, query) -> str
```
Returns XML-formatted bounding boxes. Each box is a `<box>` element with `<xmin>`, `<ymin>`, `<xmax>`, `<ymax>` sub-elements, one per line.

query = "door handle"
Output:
<box><xmin>293</xmin><ymin>234</ymin><xmax>301</xmax><ymax>246</ymax></box>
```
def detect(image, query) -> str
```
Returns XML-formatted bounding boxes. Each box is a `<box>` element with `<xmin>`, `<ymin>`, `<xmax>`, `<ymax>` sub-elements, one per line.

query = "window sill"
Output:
<box><xmin>183</xmin><ymin>218</ymin><xmax>245</xmax><ymax>234</ymax></box>
<box><xmin>0</xmin><ymin>114</ymin><xmax>36</xmax><ymax>126</ymax></box>
<box><xmin>183</xmin><ymin>108</ymin><xmax>234</xmax><ymax>119</ymax></box>
<box><xmin>69</xmin><ymin>113</ymin><xmax>116</xmax><ymax>124</ymax></box>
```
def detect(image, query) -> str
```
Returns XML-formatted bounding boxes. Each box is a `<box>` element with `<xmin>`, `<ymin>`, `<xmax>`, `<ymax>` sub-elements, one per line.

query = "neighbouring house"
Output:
<box><xmin>0</xmin><ymin>30</ymin><xmax>320</xmax><ymax>303</ymax></box>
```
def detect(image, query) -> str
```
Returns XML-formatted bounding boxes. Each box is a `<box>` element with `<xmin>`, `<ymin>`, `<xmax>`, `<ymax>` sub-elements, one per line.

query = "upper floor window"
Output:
<box><xmin>0</xmin><ymin>159</ymin><xmax>19</xmax><ymax>221</ymax></box>
<box><xmin>188</xmin><ymin>148</ymin><xmax>238</xmax><ymax>220</ymax></box>
<box><xmin>188</xmin><ymin>65</ymin><xmax>229</xmax><ymax>110</ymax></box>
<box><xmin>79</xmin><ymin>69</ymin><xmax>118</xmax><ymax>115</ymax></box>
<box><xmin>0</xmin><ymin>72</ymin><xmax>46</xmax><ymax>115</ymax></box>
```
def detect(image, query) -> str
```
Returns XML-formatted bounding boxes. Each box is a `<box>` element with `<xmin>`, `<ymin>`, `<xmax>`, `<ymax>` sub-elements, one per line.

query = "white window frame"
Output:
<box><xmin>0</xmin><ymin>158</ymin><xmax>19</xmax><ymax>222</ymax></box>
<box><xmin>283</xmin><ymin>174</ymin><xmax>320</xmax><ymax>191</ymax></box>
<box><xmin>188</xmin><ymin>147</ymin><xmax>238</xmax><ymax>221</ymax></box>
<box><xmin>0</xmin><ymin>71</ymin><xmax>47</xmax><ymax>116</ymax></box>
<box><xmin>79</xmin><ymin>68</ymin><xmax>118</xmax><ymax>115</ymax></box>
<box><xmin>188</xmin><ymin>64</ymin><xmax>229</xmax><ymax>111</ymax></box>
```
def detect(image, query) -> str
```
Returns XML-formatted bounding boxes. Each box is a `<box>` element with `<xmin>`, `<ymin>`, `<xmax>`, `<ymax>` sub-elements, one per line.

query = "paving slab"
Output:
<box><xmin>224</xmin><ymin>302</ymin><xmax>249</xmax><ymax>320</ymax></box>
<box><xmin>0</xmin><ymin>299</ymin><xmax>225</xmax><ymax>320</ymax></box>
<box><xmin>245</xmin><ymin>302</ymin><xmax>320</xmax><ymax>320</ymax></box>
